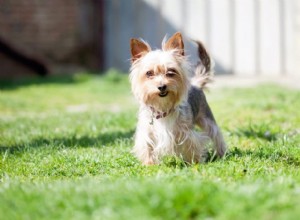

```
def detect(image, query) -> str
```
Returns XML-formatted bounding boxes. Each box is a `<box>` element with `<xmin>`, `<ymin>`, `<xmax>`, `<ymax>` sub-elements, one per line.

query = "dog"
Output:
<box><xmin>129</xmin><ymin>32</ymin><xmax>226</xmax><ymax>165</ymax></box>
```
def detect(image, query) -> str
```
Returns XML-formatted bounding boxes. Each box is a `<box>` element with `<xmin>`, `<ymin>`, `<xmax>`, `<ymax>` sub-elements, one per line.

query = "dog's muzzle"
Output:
<box><xmin>158</xmin><ymin>85</ymin><xmax>168</xmax><ymax>97</ymax></box>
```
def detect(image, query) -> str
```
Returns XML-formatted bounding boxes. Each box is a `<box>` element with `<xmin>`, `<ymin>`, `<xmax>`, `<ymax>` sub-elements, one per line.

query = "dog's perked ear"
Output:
<box><xmin>163</xmin><ymin>32</ymin><xmax>184</xmax><ymax>56</ymax></box>
<box><xmin>130</xmin><ymin>39</ymin><xmax>151</xmax><ymax>62</ymax></box>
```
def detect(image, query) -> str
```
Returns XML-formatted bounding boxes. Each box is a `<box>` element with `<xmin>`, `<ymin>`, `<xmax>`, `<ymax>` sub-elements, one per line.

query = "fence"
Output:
<box><xmin>103</xmin><ymin>0</ymin><xmax>300</xmax><ymax>76</ymax></box>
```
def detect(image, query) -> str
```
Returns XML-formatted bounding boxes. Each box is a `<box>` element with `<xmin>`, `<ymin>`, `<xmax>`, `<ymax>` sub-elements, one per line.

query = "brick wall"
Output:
<box><xmin>0</xmin><ymin>0</ymin><xmax>102</xmax><ymax>78</ymax></box>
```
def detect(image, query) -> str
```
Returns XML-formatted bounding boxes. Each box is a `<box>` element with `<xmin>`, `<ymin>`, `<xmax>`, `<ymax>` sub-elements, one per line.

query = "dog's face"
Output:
<box><xmin>129</xmin><ymin>33</ymin><xmax>190</xmax><ymax>112</ymax></box>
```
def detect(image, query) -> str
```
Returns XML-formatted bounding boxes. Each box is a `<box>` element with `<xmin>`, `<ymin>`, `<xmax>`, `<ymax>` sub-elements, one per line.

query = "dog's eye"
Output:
<box><xmin>146</xmin><ymin>71</ymin><xmax>154</xmax><ymax>78</ymax></box>
<box><xmin>166</xmin><ymin>72</ymin><xmax>176</xmax><ymax>77</ymax></box>
<box><xmin>166</xmin><ymin>68</ymin><xmax>177</xmax><ymax>77</ymax></box>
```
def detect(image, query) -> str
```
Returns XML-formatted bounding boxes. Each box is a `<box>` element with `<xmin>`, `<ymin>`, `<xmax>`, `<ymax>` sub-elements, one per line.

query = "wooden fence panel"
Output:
<box><xmin>103</xmin><ymin>0</ymin><xmax>299</xmax><ymax>76</ymax></box>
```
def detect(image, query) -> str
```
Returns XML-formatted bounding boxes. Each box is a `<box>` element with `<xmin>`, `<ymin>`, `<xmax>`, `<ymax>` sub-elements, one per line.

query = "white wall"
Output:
<box><xmin>104</xmin><ymin>0</ymin><xmax>300</xmax><ymax>76</ymax></box>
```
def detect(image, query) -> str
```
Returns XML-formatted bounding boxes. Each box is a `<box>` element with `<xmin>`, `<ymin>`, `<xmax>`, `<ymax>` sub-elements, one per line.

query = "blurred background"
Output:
<box><xmin>0</xmin><ymin>0</ymin><xmax>300</xmax><ymax>79</ymax></box>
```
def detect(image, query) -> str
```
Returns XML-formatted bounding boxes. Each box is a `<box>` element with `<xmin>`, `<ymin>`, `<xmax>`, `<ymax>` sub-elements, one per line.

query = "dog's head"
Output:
<box><xmin>129</xmin><ymin>32</ymin><xmax>190</xmax><ymax>112</ymax></box>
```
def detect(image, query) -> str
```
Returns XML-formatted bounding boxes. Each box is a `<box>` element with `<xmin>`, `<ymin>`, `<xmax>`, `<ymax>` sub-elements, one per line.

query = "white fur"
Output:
<box><xmin>132</xmin><ymin>103</ymin><xmax>209</xmax><ymax>164</ymax></box>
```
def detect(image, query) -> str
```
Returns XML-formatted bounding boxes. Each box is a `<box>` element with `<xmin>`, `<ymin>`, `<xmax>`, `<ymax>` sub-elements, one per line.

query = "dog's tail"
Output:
<box><xmin>191</xmin><ymin>40</ymin><xmax>214</xmax><ymax>89</ymax></box>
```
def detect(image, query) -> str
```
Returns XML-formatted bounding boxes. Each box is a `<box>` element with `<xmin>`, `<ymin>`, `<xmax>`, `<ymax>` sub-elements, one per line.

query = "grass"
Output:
<box><xmin>0</xmin><ymin>70</ymin><xmax>300</xmax><ymax>220</ymax></box>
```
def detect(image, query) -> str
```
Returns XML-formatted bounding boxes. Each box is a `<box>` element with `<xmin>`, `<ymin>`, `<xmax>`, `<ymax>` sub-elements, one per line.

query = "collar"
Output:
<box><xmin>149</xmin><ymin>106</ymin><xmax>174</xmax><ymax>125</ymax></box>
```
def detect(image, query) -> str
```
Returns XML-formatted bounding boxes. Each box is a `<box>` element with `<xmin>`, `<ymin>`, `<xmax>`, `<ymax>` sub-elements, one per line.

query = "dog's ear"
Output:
<box><xmin>163</xmin><ymin>32</ymin><xmax>184</xmax><ymax>56</ymax></box>
<box><xmin>130</xmin><ymin>39</ymin><xmax>151</xmax><ymax>62</ymax></box>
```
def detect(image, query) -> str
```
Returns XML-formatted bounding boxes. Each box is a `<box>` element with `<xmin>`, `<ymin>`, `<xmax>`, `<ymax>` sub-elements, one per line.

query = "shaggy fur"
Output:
<box><xmin>129</xmin><ymin>32</ymin><xmax>226</xmax><ymax>165</ymax></box>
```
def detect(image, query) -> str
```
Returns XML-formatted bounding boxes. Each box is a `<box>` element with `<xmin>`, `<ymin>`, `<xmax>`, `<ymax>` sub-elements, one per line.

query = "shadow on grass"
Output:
<box><xmin>0</xmin><ymin>70</ymin><xmax>127</xmax><ymax>90</ymax></box>
<box><xmin>161</xmin><ymin>149</ymin><xmax>222</xmax><ymax>168</ymax></box>
<box><xmin>226</xmin><ymin>147</ymin><xmax>300</xmax><ymax>166</ymax></box>
<box><xmin>0</xmin><ymin>75</ymin><xmax>77</xmax><ymax>90</ymax></box>
<box><xmin>0</xmin><ymin>130</ymin><xmax>134</xmax><ymax>154</ymax></box>
<box><xmin>230</xmin><ymin>124</ymin><xmax>279</xmax><ymax>142</ymax></box>
<box><xmin>0</xmin><ymin>73</ymin><xmax>102</xmax><ymax>90</ymax></box>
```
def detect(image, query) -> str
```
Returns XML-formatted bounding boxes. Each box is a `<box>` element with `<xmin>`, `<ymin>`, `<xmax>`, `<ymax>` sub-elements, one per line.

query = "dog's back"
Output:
<box><xmin>188</xmin><ymin>86</ymin><xmax>215</xmax><ymax>122</ymax></box>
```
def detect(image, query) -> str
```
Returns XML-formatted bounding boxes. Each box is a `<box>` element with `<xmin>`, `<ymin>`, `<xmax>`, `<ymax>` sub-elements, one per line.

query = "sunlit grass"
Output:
<box><xmin>0</xmin><ymin>72</ymin><xmax>300</xmax><ymax>220</ymax></box>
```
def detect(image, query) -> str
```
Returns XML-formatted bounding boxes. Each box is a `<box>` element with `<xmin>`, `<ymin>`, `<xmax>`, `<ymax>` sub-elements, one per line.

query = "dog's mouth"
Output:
<box><xmin>159</xmin><ymin>91</ymin><xmax>168</xmax><ymax>97</ymax></box>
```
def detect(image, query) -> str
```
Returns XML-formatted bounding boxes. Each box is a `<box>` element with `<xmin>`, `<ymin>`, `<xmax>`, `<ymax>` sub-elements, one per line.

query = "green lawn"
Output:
<box><xmin>1</xmin><ymin>71</ymin><xmax>300</xmax><ymax>220</ymax></box>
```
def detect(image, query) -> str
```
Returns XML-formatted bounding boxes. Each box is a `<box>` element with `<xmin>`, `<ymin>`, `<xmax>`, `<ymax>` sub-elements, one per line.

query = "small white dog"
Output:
<box><xmin>129</xmin><ymin>32</ymin><xmax>226</xmax><ymax>165</ymax></box>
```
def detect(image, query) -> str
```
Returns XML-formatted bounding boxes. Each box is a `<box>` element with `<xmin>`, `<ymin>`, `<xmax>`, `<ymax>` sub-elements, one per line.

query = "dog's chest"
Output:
<box><xmin>149</xmin><ymin>113</ymin><xmax>190</xmax><ymax>150</ymax></box>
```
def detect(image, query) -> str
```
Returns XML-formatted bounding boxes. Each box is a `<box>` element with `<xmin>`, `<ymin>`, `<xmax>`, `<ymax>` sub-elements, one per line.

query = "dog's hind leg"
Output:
<box><xmin>197</xmin><ymin>117</ymin><xmax>226</xmax><ymax>157</ymax></box>
<box><xmin>193</xmin><ymin>92</ymin><xmax>227</xmax><ymax>157</ymax></box>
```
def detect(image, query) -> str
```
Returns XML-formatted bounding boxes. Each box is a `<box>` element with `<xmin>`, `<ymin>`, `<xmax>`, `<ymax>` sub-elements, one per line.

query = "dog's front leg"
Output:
<box><xmin>132</xmin><ymin>129</ymin><xmax>156</xmax><ymax>165</ymax></box>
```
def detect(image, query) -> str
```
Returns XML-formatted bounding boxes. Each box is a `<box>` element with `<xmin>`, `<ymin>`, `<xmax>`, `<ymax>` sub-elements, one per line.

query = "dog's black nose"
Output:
<box><xmin>158</xmin><ymin>85</ymin><xmax>167</xmax><ymax>92</ymax></box>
